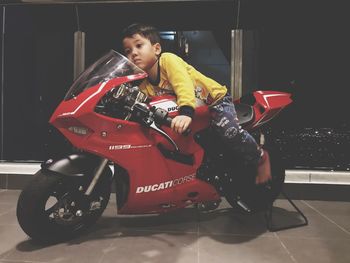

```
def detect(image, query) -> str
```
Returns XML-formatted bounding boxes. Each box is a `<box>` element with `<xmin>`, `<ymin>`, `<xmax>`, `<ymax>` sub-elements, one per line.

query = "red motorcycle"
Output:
<box><xmin>16</xmin><ymin>50</ymin><xmax>292</xmax><ymax>243</ymax></box>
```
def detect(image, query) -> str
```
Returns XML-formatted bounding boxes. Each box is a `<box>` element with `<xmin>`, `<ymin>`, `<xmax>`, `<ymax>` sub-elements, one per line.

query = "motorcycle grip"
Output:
<box><xmin>152</xmin><ymin>107</ymin><xmax>191</xmax><ymax>136</ymax></box>
<box><xmin>165</xmin><ymin>116</ymin><xmax>192</xmax><ymax>136</ymax></box>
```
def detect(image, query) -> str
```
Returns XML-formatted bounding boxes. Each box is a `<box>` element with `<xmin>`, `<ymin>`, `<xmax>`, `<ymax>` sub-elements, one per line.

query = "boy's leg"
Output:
<box><xmin>209</xmin><ymin>96</ymin><xmax>271</xmax><ymax>184</ymax></box>
<box><xmin>256</xmin><ymin>150</ymin><xmax>272</xmax><ymax>184</ymax></box>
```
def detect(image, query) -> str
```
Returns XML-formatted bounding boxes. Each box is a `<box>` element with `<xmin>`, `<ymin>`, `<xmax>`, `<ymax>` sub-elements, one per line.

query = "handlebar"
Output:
<box><xmin>109</xmin><ymin>85</ymin><xmax>191</xmax><ymax>136</ymax></box>
<box><xmin>152</xmin><ymin>107</ymin><xmax>191</xmax><ymax>136</ymax></box>
<box><xmin>124</xmin><ymin>103</ymin><xmax>192</xmax><ymax>152</ymax></box>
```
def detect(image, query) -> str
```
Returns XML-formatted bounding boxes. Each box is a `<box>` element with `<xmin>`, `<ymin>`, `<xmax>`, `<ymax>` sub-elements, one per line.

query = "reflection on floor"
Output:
<box><xmin>0</xmin><ymin>189</ymin><xmax>349</xmax><ymax>263</ymax></box>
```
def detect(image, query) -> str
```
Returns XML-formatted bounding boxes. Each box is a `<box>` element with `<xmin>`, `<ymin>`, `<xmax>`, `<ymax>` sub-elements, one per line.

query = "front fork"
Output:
<box><xmin>84</xmin><ymin>158</ymin><xmax>109</xmax><ymax>196</ymax></box>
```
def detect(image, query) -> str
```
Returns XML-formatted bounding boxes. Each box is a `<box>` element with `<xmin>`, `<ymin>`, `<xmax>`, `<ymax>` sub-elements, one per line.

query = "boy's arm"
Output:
<box><xmin>161</xmin><ymin>53</ymin><xmax>196</xmax><ymax>114</ymax></box>
<box><xmin>162</xmin><ymin>54</ymin><xmax>196</xmax><ymax>133</ymax></box>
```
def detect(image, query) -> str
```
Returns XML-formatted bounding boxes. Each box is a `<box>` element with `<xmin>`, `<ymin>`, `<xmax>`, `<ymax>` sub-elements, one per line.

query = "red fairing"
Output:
<box><xmin>50</xmin><ymin>76</ymin><xmax>219</xmax><ymax>214</ymax></box>
<box><xmin>50</xmin><ymin>62</ymin><xmax>291</xmax><ymax>214</ymax></box>
<box><xmin>17</xmin><ymin>50</ymin><xmax>296</xmax><ymax>245</ymax></box>
<box><xmin>243</xmin><ymin>90</ymin><xmax>292</xmax><ymax>130</ymax></box>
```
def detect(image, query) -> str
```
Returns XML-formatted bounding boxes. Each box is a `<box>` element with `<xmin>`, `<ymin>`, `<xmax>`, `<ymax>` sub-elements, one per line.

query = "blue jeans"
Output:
<box><xmin>209</xmin><ymin>95</ymin><xmax>261</xmax><ymax>166</ymax></box>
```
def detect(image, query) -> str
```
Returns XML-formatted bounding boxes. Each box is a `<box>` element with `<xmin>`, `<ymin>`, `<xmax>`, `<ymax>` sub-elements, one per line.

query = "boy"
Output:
<box><xmin>121</xmin><ymin>23</ymin><xmax>271</xmax><ymax>184</ymax></box>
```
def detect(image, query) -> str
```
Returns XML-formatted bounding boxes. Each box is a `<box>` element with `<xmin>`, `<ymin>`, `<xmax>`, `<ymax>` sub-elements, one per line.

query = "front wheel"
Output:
<box><xmin>16</xmin><ymin>169</ymin><xmax>112</xmax><ymax>243</ymax></box>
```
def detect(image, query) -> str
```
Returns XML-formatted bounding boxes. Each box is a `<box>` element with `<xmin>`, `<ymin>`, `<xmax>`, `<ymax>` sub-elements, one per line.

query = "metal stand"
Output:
<box><xmin>265</xmin><ymin>190</ymin><xmax>308</xmax><ymax>232</ymax></box>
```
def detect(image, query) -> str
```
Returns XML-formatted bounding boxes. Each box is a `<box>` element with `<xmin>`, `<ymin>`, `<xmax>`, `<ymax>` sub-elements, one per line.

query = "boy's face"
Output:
<box><xmin>123</xmin><ymin>34</ymin><xmax>161</xmax><ymax>71</ymax></box>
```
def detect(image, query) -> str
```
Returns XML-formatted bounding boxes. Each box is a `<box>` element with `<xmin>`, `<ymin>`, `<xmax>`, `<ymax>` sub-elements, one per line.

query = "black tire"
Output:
<box><xmin>16</xmin><ymin>168</ymin><xmax>112</xmax><ymax>243</ymax></box>
<box><xmin>225</xmin><ymin>144</ymin><xmax>285</xmax><ymax>213</ymax></box>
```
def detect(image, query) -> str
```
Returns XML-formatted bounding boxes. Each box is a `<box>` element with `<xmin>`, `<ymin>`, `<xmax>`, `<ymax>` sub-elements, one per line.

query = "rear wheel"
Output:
<box><xmin>16</xmin><ymin>169</ymin><xmax>112</xmax><ymax>243</ymax></box>
<box><xmin>225</xmin><ymin>134</ymin><xmax>285</xmax><ymax>213</ymax></box>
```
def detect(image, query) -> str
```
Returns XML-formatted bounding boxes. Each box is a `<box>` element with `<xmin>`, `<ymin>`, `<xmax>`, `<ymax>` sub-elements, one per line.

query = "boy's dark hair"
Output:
<box><xmin>122</xmin><ymin>23</ymin><xmax>161</xmax><ymax>44</ymax></box>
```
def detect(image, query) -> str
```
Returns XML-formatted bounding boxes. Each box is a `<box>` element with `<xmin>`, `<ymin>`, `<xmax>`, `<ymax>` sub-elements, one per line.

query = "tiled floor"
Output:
<box><xmin>0</xmin><ymin>189</ymin><xmax>349</xmax><ymax>263</ymax></box>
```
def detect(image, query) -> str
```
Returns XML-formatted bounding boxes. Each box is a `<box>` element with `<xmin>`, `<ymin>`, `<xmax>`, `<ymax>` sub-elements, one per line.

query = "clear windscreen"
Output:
<box><xmin>64</xmin><ymin>50</ymin><xmax>145</xmax><ymax>100</ymax></box>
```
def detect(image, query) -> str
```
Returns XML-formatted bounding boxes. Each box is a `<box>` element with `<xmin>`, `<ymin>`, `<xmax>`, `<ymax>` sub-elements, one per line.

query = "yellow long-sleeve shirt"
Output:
<box><xmin>139</xmin><ymin>52</ymin><xmax>227</xmax><ymax>111</ymax></box>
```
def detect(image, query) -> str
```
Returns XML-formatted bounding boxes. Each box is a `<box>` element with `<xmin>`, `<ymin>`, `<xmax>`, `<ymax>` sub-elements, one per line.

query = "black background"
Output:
<box><xmin>0</xmin><ymin>1</ymin><xmax>349</xmax><ymax>169</ymax></box>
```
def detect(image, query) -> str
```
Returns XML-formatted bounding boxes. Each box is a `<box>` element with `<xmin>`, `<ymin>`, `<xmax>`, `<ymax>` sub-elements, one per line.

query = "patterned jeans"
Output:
<box><xmin>209</xmin><ymin>95</ymin><xmax>261</xmax><ymax>166</ymax></box>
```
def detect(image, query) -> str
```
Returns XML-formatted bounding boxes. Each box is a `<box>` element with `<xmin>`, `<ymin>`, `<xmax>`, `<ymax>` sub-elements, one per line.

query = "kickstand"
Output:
<box><xmin>265</xmin><ymin>190</ymin><xmax>308</xmax><ymax>232</ymax></box>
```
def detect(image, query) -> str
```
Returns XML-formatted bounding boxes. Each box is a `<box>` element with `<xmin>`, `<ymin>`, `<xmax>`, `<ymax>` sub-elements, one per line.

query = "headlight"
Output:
<box><xmin>68</xmin><ymin>126</ymin><xmax>90</xmax><ymax>136</ymax></box>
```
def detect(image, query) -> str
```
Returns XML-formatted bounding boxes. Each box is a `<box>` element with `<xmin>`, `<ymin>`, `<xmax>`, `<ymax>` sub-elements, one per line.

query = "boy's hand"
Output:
<box><xmin>171</xmin><ymin>115</ymin><xmax>192</xmax><ymax>134</ymax></box>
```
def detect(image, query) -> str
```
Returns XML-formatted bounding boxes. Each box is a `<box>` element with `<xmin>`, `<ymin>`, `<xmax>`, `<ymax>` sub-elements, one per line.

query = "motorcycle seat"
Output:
<box><xmin>235</xmin><ymin>103</ymin><xmax>254</xmax><ymax>126</ymax></box>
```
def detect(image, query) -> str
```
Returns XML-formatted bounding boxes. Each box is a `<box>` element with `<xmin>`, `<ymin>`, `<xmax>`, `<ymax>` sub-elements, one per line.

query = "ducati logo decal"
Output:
<box><xmin>167</xmin><ymin>106</ymin><xmax>179</xmax><ymax>112</ymax></box>
<box><xmin>149</xmin><ymin>99</ymin><xmax>178</xmax><ymax>113</ymax></box>
<box><xmin>136</xmin><ymin>174</ymin><xmax>196</xmax><ymax>193</ymax></box>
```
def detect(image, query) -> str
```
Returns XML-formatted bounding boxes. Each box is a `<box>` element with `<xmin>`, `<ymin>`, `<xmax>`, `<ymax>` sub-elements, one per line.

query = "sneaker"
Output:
<box><xmin>255</xmin><ymin>150</ymin><xmax>272</xmax><ymax>184</ymax></box>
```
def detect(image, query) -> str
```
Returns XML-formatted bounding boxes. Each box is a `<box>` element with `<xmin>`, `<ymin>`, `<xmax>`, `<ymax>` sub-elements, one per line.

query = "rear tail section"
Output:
<box><xmin>235</xmin><ymin>91</ymin><xmax>292</xmax><ymax>130</ymax></box>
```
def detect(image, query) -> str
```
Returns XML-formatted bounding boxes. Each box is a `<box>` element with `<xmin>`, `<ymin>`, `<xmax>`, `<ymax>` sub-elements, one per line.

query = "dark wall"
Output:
<box><xmin>1</xmin><ymin>1</ymin><xmax>349</xmax><ymax>169</ymax></box>
<box><xmin>238</xmin><ymin>1</ymin><xmax>350</xmax><ymax>170</ymax></box>
<box><xmin>240</xmin><ymin>0</ymin><xmax>350</xmax><ymax>129</ymax></box>
<box><xmin>256</xmin><ymin>28</ymin><xmax>350</xmax><ymax>129</ymax></box>
<box><xmin>184</xmin><ymin>31</ymin><xmax>230</xmax><ymax>88</ymax></box>
<box><xmin>76</xmin><ymin>2</ymin><xmax>235</xmax><ymax>66</ymax></box>
<box><xmin>0</xmin><ymin>1</ymin><xmax>236</xmax><ymax>161</ymax></box>
<box><xmin>2</xmin><ymin>5</ymin><xmax>75</xmax><ymax>160</ymax></box>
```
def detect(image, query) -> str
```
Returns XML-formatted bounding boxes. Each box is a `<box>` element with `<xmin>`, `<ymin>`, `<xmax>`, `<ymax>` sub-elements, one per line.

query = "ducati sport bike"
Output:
<box><xmin>16</xmin><ymin>50</ymin><xmax>293</xmax><ymax>243</ymax></box>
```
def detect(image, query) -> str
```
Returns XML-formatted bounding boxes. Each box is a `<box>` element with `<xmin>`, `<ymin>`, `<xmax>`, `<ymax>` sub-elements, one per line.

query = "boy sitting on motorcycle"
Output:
<box><xmin>121</xmin><ymin>23</ymin><xmax>271</xmax><ymax>184</ymax></box>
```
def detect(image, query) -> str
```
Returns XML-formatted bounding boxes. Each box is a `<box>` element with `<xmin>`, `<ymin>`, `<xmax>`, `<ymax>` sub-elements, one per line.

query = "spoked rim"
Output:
<box><xmin>41</xmin><ymin>180</ymin><xmax>91</xmax><ymax>230</ymax></box>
